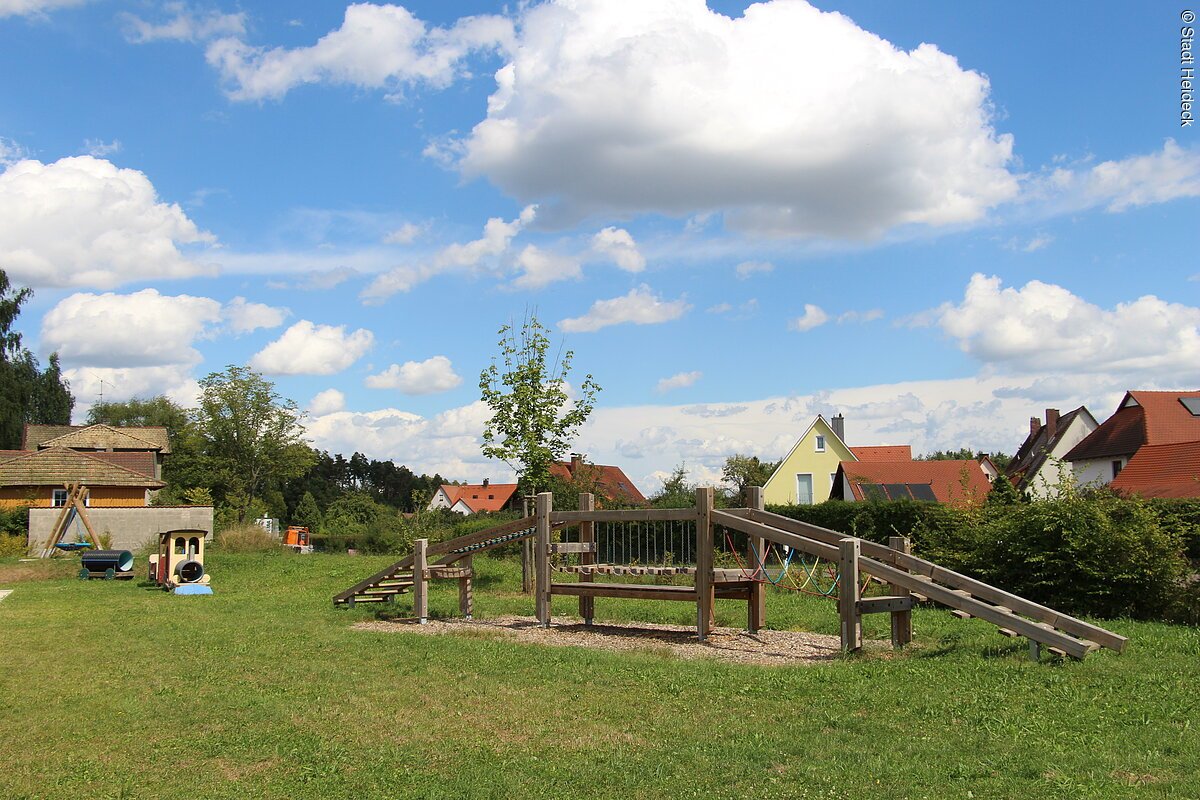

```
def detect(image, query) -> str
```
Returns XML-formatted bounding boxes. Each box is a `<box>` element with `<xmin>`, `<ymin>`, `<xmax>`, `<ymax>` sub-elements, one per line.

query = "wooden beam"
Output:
<box><xmin>551</xmin><ymin>508</ymin><xmax>699</xmax><ymax>523</ymax></box>
<box><xmin>695</xmin><ymin>487</ymin><xmax>715</xmax><ymax>640</ymax></box>
<box><xmin>552</xmin><ymin>583</ymin><xmax>698</xmax><ymax>602</ymax></box>
<box><xmin>887</xmin><ymin>535</ymin><xmax>913</xmax><ymax>649</ymax></box>
<box><xmin>743</xmin><ymin>508</ymin><xmax>1126</xmax><ymax>653</ymax></box>
<box><xmin>839</xmin><ymin>538</ymin><xmax>862</xmax><ymax>652</ymax></box>
<box><xmin>857</xmin><ymin>596</ymin><xmax>914</xmax><ymax>614</ymax></box>
<box><xmin>412</xmin><ymin>538</ymin><xmax>429</xmax><ymax>624</ymax></box>
<box><xmin>459</xmin><ymin>554</ymin><xmax>473</xmax><ymax>620</ymax></box>
<box><xmin>746</xmin><ymin>486</ymin><xmax>766</xmax><ymax>633</ymax></box>
<box><xmin>578</xmin><ymin>493</ymin><xmax>595</xmax><ymax>624</ymax></box>
<box><xmin>551</xmin><ymin>542</ymin><xmax>597</xmax><ymax>554</ymax></box>
<box><xmin>535</xmin><ymin>492</ymin><xmax>552</xmax><ymax>627</ymax></box>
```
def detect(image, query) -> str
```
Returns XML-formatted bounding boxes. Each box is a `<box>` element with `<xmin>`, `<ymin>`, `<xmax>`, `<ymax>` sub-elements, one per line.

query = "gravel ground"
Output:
<box><xmin>353</xmin><ymin>615</ymin><xmax>853</xmax><ymax>666</ymax></box>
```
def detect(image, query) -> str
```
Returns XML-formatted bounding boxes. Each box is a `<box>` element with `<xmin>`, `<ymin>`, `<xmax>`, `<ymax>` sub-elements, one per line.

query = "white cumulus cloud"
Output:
<box><xmin>735</xmin><ymin>260</ymin><xmax>773</xmax><ymax>280</ymax></box>
<box><xmin>365</xmin><ymin>356</ymin><xmax>462</xmax><ymax>395</ymax></box>
<box><xmin>559</xmin><ymin>285</ymin><xmax>690</xmax><ymax>333</ymax></box>
<box><xmin>0</xmin><ymin>156</ymin><xmax>214</xmax><ymax>289</ymax></box>
<box><xmin>590</xmin><ymin>227</ymin><xmax>645</xmax><ymax>272</ymax></box>
<box><xmin>0</xmin><ymin>0</ymin><xmax>87</xmax><ymax>18</ymax></box>
<box><xmin>250</xmin><ymin>320</ymin><xmax>374</xmax><ymax>375</ymax></box>
<box><xmin>512</xmin><ymin>244</ymin><xmax>582</xmax><ymax>289</ymax></box>
<box><xmin>1031</xmin><ymin>140</ymin><xmax>1200</xmax><ymax>214</ymax></box>
<box><xmin>656</xmin><ymin>371</ymin><xmax>702</xmax><ymax>393</ymax></box>
<box><xmin>223</xmin><ymin>296</ymin><xmax>289</xmax><ymax>334</ymax></box>
<box><xmin>41</xmin><ymin>289</ymin><xmax>222</xmax><ymax>368</ymax></box>
<box><xmin>308</xmin><ymin>388</ymin><xmax>347</xmax><ymax>416</ymax></box>
<box><xmin>789</xmin><ymin>304</ymin><xmax>829</xmax><ymax>332</ymax></box>
<box><xmin>206</xmin><ymin>3</ymin><xmax>513</xmax><ymax>101</ymax></box>
<box><xmin>458</xmin><ymin>0</ymin><xmax>1017</xmax><ymax>237</ymax></box>
<box><xmin>937</xmin><ymin>273</ymin><xmax>1200</xmax><ymax>383</ymax></box>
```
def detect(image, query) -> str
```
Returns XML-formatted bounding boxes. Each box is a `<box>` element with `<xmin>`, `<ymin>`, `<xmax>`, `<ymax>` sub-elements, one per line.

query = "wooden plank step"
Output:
<box><xmin>857</xmin><ymin>596</ymin><xmax>914</xmax><ymax>614</ymax></box>
<box><xmin>997</xmin><ymin>628</ymin><xmax>1019</xmax><ymax>638</ymax></box>
<box><xmin>951</xmin><ymin>610</ymin><xmax>973</xmax><ymax>620</ymax></box>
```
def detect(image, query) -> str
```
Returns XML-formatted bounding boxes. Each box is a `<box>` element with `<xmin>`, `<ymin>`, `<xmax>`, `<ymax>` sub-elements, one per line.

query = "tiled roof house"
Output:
<box><xmin>1005</xmin><ymin>407</ymin><xmax>1099</xmax><ymax>497</ymax></box>
<box><xmin>1065</xmin><ymin>391</ymin><xmax>1200</xmax><ymax>491</ymax></box>
<box><xmin>830</xmin><ymin>459</ymin><xmax>993</xmax><ymax>507</ymax></box>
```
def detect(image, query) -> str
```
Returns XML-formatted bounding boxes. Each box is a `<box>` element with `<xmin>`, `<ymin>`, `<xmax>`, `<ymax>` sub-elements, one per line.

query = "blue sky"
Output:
<box><xmin>1</xmin><ymin>0</ymin><xmax>1197</xmax><ymax>491</ymax></box>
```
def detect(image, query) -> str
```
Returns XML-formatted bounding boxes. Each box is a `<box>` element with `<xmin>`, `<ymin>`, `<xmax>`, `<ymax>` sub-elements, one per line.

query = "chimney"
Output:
<box><xmin>1029</xmin><ymin>416</ymin><xmax>1042</xmax><ymax>438</ymax></box>
<box><xmin>831</xmin><ymin>413</ymin><xmax>845</xmax><ymax>442</ymax></box>
<box><xmin>482</xmin><ymin>478</ymin><xmax>489</xmax><ymax>488</ymax></box>
<box><xmin>570</xmin><ymin>453</ymin><xmax>584</xmax><ymax>475</ymax></box>
<box><xmin>1045</xmin><ymin>408</ymin><xmax>1060</xmax><ymax>441</ymax></box>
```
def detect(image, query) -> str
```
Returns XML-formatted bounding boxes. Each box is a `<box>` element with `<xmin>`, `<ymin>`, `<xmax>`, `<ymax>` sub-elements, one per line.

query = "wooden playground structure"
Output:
<box><xmin>335</xmin><ymin>487</ymin><xmax>1127</xmax><ymax>660</ymax></box>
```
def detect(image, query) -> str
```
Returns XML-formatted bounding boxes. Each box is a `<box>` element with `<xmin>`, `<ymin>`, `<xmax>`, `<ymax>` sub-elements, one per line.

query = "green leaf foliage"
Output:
<box><xmin>0</xmin><ymin>269</ymin><xmax>73</xmax><ymax>449</ymax></box>
<box><xmin>479</xmin><ymin>314</ymin><xmax>599</xmax><ymax>493</ymax></box>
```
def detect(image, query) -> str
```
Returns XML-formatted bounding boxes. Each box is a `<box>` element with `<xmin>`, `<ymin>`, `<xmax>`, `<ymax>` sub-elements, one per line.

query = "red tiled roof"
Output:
<box><xmin>838</xmin><ymin>460</ymin><xmax>991</xmax><ymax>507</ymax></box>
<box><xmin>1110</xmin><ymin>442</ymin><xmax>1200</xmax><ymax>499</ymax></box>
<box><xmin>1006</xmin><ymin>406</ymin><xmax>1094</xmax><ymax>490</ymax></box>
<box><xmin>440</xmin><ymin>483</ymin><xmax>519</xmax><ymax>513</ymax></box>
<box><xmin>850</xmin><ymin>445</ymin><xmax>912</xmax><ymax>462</ymax></box>
<box><xmin>1066</xmin><ymin>391</ymin><xmax>1200</xmax><ymax>461</ymax></box>
<box><xmin>549</xmin><ymin>460</ymin><xmax>646</xmax><ymax>505</ymax></box>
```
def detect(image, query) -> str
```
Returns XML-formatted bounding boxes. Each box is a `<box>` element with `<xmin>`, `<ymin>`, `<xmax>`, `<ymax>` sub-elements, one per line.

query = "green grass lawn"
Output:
<box><xmin>1</xmin><ymin>551</ymin><xmax>1197</xmax><ymax>799</ymax></box>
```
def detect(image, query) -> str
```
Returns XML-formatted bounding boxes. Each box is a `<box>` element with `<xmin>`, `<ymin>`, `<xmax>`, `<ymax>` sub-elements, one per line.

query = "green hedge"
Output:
<box><xmin>766</xmin><ymin>495</ymin><xmax>1199</xmax><ymax>623</ymax></box>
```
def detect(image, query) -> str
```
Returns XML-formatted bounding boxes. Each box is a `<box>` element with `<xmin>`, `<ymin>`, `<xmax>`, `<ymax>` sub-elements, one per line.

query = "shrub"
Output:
<box><xmin>214</xmin><ymin>523</ymin><xmax>283</xmax><ymax>553</ymax></box>
<box><xmin>971</xmin><ymin>492</ymin><xmax>1187</xmax><ymax>620</ymax></box>
<box><xmin>0</xmin><ymin>535</ymin><xmax>28</xmax><ymax>557</ymax></box>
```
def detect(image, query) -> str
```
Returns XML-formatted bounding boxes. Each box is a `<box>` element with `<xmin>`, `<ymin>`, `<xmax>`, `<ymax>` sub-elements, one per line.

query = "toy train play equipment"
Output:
<box><xmin>78</xmin><ymin>550</ymin><xmax>135</xmax><ymax>580</ymax></box>
<box><xmin>148</xmin><ymin>529</ymin><xmax>213</xmax><ymax>595</ymax></box>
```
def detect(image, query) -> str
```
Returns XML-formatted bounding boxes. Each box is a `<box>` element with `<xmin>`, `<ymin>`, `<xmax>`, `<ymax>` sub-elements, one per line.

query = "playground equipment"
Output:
<box><xmin>148</xmin><ymin>529</ymin><xmax>213</xmax><ymax>595</ymax></box>
<box><xmin>39</xmin><ymin>484</ymin><xmax>101</xmax><ymax>558</ymax></box>
<box><xmin>283</xmin><ymin>525</ymin><xmax>314</xmax><ymax>553</ymax></box>
<box><xmin>334</xmin><ymin>487</ymin><xmax>1127</xmax><ymax>660</ymax></box>
<box><xmin>78</xmin><ymin>549</ymin><xmax>135</xmax><ymax>580</ymax></box>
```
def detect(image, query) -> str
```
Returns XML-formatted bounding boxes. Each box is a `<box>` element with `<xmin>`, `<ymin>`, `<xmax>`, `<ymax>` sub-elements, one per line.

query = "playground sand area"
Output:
<box><xmin>354</xmin><ymin>615</ymin><xmax>863</xmax><ymax>665</ymax></box>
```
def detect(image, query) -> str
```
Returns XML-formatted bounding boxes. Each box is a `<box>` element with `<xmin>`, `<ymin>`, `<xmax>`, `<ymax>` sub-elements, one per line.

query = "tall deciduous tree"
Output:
<box><xmin>479</xmin><ymin>314</ymin><xmax>600</xmax><ymax>493</ymax></box>
<box><xmin>721</xmin><ymin>454</ymin><xmax>780</xmax><ymax>497</ymax></box>
<box><xmin>194</xmin><ymin>365</ymin><xmax>314</xmax><ymax>522</ymax></box>
<box><xmin>0</xmin><ymin>269</ymin><xmax>73</xmax><ymax>449</ymax></box>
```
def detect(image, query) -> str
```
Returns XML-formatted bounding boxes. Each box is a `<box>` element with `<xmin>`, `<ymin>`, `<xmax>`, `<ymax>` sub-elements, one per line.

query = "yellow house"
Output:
<box><xmin>762</xmin><ymin>415</ymin><xmax>856</xmax><ymax>505</ymax></box>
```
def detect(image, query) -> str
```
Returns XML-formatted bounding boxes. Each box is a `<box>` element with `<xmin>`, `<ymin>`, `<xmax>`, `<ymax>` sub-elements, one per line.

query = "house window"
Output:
<box><xmin>815</xmin><ymin>435</ymin><xmax>826</xmax><ymax>453</ymax></box>
<box><xmin>52</xmin><ymin>489</ymin><xmax>68</xmax><ymax>507</ymax></box>
<box><xmin>1112</xmin><ymin>460</ymin><xmax>1123</xmax><ymax>478</ymax></box>
<box><xmin>795</xmin><ymin>474</ymin><xmax>814</xmax><ymax>505</ymax></box>
<box><xmin>830</xmin><ymin>473</ymin><xmax>838</xmax><ymax>488</ymax></box>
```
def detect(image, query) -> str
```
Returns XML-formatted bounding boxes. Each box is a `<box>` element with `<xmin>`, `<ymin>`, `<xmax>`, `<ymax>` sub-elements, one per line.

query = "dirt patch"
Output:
<box><xmin>354</xmin><ymin>615</ymin><xmax>854</xmax><ymax>666</ymax></box>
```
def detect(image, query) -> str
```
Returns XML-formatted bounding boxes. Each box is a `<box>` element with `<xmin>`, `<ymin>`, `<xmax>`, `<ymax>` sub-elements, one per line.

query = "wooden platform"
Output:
<box><xmin>550</xmin><ymin>581</ymin><xmax>756</xmax><ymax>602</ymax></box>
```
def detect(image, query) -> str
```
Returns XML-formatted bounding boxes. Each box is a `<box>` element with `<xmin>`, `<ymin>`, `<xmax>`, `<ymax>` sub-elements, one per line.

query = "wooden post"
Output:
<box><xmin>413</xmin><ymin>537</ymin><xmax>429</xmax><ymax>624</ymax></box>
<box><xmin>838</xmin><ymin>537</ymin><xmax>862</xmax><ymax>652</ymax></box>
<box><xmin>535</xmin><ymin>492</ymin><xmax>553</xmax><ymax>627</ymax></box>
<box><xmin>521</xmin><ymin>495</ymin><xmax>533</xmax><ymax>594</ymax></box>
<box><xmin>578</xmin><ymin>492</ymin><xmax>595</xmax><ymax>625</ymax></box>
<box><xmin>746</xmin><ymin>486</ymin><xmax>766</xmax><ymax>633</ymax></box>
<box><xmin>887</xmin><ymin>535</ymin><xmax>913</xmax><ymax>649</ymax></box>
<box><xmin>458</xmin><ymin>554</ymin><xmax>474</xmax><ymax>619</ymax></box>
<box><xmin>695</xmin><ymin>486</ymin><xmax>715</xmax><ymax>640</ymax></box>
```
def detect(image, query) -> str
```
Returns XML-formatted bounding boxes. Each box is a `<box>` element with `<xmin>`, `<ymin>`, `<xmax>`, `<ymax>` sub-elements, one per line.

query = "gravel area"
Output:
<box><xmin>353</xmin><ymin>615</ymin><xmax>849</xmax><ymax>666</ymax></box>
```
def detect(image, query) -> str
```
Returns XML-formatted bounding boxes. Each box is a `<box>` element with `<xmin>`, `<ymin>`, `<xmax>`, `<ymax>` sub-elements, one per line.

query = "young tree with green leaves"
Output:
<box><xmin>479</xmin><ymin>314</ymin><xmax>600</xmax><ymax>493</ymax></box>
<box><xmin>721</xmin><ymin>454</ymin><xmax>780</xmax><ymax>497</ymax></box>
<box><xmin>193</xmin><ymin>365</ymin><xmax>315</xmax><ymax>522</ymax></box>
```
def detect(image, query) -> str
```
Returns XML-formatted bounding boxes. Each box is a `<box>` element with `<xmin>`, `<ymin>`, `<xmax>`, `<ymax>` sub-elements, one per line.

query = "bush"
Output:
<box><xmin>0</xmin><ymin>505</ymin><xmax>29</xmax><ymax>539</ymax></box>
<box><xmin>768</xmin><ymin>492</ymin><xmax>1194</xmax><ymax>622</ymax></box>
<box><xmin>214</xmin><ymin>523</ymin><xmax>283</xmax><ymax>553</ymax></box>
<box><xmin>0</xmin><ymin>535</ymin><xmax>28</xmax><ymax>557</ymax></box>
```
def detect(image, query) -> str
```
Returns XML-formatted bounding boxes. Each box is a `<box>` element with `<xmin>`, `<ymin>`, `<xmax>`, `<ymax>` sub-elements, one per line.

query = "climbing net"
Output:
<box><xmin>718</xmin><ymin>527</ymin><xmax>870</xmax><ymax>599</ymax></box>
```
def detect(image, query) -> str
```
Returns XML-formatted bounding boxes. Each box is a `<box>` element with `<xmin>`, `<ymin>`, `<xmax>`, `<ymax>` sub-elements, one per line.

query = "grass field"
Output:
<box><xmin>1</xmin><ymin>550</ymin><xmax>1197</xmax><ymax>799</ymax></box>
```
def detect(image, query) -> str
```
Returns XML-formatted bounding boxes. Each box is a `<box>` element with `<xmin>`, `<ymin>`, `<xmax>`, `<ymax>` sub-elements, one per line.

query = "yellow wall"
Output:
<box><xmin>762</xmin><ymin>417</ymin><xmax>855</xmax><ymax>505</ymax></box>
<box><xmin>0</xmin><ymin>486</ymin><xmax>149</xmax><ymax>509</ymax></box>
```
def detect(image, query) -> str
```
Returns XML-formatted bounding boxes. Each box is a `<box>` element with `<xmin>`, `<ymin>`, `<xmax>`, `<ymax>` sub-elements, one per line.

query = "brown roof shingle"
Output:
<box><xmin>24</xmin><ymin>423</ymin><xmax>171</xmax><ymax>453</ymax></box>
<box><xmin>850</xmin><ymin>445</ymin><xmax>912</xmax><ymax>462</ymax></box>
<box><xmin>838</xmin><ymin>460</ymin><xmax>991</xmax><ymax>507</ymax></box>
<box><xmin>1110</xmin><ymin>442</ymin><xmax>1200</xmax><ymax>499</ymax></box>
<box><xmin>1066</xmin><ymin>391</ymin><xmax>1200</xmax><ymax>461</ymax></box>
<box><xmin>441</xmin><ymin>483</ymin><xmax>520</xmax><ymax>513</ymax></box>
<box><xmin>0</xmin><ymin>447</ymin><xmax>164</xmax><ymax>488</ymax></box>
<box><xmin>550</xmin><ymin>460</ymin><xmax>646</xmax><ymax>505</ymax></box>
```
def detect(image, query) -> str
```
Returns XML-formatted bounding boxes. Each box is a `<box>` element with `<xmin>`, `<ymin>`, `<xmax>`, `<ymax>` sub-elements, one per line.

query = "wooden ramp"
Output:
<box><xmin>715</xmin><ymin>508</ymin><xmax>1127</xmax><ymax>660</ymax></box>
<box><xmin>333</xmin><ymin>516</ymin><xmax>547</xmax><ymax>607</ymax></box>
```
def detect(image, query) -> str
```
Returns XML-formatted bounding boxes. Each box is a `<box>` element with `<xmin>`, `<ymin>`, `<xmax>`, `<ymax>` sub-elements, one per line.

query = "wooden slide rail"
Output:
<box><xmin>712</xmin><ymin>509</ymin><xmax>1126</xmax><ymax>660</ymax></box>
<box><xmin>333</xmin><ymin>515</ymin><xmax>548</xmax><ymax>606</ymax></box>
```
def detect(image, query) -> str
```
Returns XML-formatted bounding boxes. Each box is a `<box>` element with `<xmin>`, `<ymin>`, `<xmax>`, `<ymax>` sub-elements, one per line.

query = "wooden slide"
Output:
<box><xmin>715</xmin><ymin>507</ymin><xmax>1128</xmax><ymax>660</ymax></box>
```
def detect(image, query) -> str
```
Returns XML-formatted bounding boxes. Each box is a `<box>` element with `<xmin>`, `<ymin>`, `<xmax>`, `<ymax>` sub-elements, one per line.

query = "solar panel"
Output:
<box><xmin>882</xmin><ymin>483</ymin><xmax>912</xmax><ymax>500</ymax></box>
<box><xmin>860</xmin><ymin>483</ymin><xmax>887</xmax><ymax>501</ymax></box>
<box><xmin>908</xmin><ymin>484</ymin><xmax>938</xmax><ymax>502</ymax></box>
<box><xmin>1181</xmin><ymin>397</ymin><xmax>1200</xmax><ymax>416</ymax></box>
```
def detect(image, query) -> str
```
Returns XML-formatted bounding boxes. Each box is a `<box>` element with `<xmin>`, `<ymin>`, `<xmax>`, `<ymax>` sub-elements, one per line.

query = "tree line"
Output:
<box><xmin>0</xmin><ymin>270</ymin><xmax>74</xmax><ymax>449</ymax></box>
